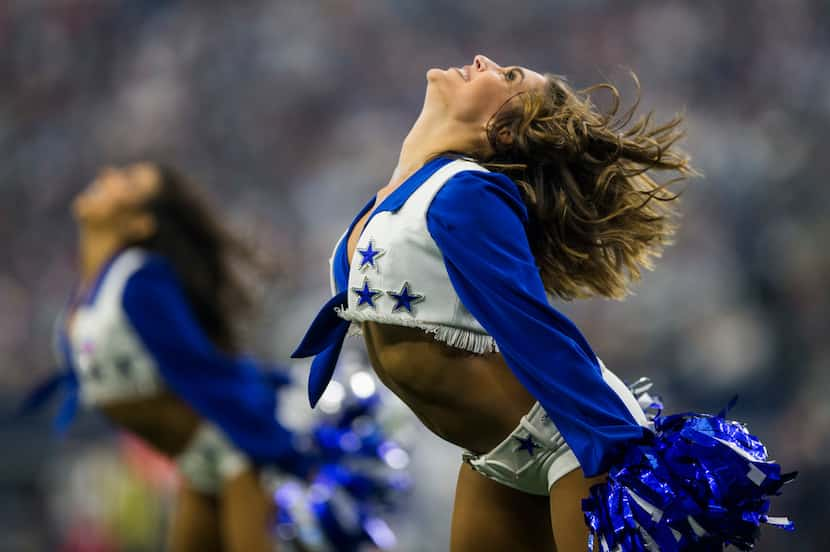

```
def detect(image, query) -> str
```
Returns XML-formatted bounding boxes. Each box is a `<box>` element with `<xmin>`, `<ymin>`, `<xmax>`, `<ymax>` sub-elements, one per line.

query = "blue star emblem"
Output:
<box><xmin>514</xmin><ymin>435</ymin><xmax>539</xmax><ymax>456</ymax></box>
<box><xmin>115</xmin><ymin>356</ymin><xmax>132</xmax><ymax>377</ymax></box>
<box><xmin>351</xmin><ymin>277</ymin><xmax>383</xmax><ymax>309</ymax></box>
<box><xmin>357</xmin><ymin>240</ymin><xmax>385</xmax><ymax>272</ymax></box>
<box><xmin>387</xmin><ymin>281</ymin><xmax>424</xmax><ymax>314</ymax></box>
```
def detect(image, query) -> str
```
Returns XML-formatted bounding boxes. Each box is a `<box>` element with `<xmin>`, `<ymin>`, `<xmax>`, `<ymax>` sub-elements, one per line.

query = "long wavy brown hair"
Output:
<box><xmin>130</xmin><ymin>164</ymin><xmax>262</xmax><ymax>353</ymax></box>
<box><xmin>484</xmin><ymin>73</ymin><xmax>694</xmax><ymax>300</ymax></box>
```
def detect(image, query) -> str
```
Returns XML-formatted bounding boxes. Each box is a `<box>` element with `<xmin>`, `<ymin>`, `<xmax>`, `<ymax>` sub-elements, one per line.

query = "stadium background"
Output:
<box><xmin>1</xmin><ymin>1</ymin><xmax>827</xmax><ymax>550</ymax></box>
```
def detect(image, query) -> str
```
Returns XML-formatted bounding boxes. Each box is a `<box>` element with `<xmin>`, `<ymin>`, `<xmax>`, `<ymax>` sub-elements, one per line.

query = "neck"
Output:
<box><xmin>391</xmin><ymin>105</ymin><xmax>482</xmax><ymax>188</ymax></box>
<box><xmin>77</xmin><ymin>226</ymin><xmax>125</xmax><ymax>285</ymax></box>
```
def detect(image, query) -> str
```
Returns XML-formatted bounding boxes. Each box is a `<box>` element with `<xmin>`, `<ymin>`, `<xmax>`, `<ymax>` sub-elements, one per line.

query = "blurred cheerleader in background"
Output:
<box><xmin>23</xmin><ymin>163</ymin><xmax>409</xmax><ymax>552</ymax></box>
<box><xmin>54</xmin><ymin>162</ymin><xmax>302</xmax><ymax>551</ymax></box>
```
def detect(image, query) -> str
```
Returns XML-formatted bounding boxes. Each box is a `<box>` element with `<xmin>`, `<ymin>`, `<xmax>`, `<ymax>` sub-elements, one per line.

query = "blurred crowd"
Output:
<box><xmin>1</xmin><ymin>0</ymin><xmax>828</xmax><ymax>549</ymax></box>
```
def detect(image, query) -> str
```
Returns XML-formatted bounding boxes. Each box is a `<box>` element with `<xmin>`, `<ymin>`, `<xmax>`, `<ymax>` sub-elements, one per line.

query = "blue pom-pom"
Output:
<box><xmin>273</xmin><ymin>367</ymin><xmax>410</xmax><ymax>550</ymax></box>
<box><xmin>582</xmin><ymin>400</ymin><xmax>796</xmax><ymax>551</ymax></box>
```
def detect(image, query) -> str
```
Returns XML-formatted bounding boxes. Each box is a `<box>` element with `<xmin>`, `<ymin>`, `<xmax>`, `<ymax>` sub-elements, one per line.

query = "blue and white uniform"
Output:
<box><xmin>55</xmin><ymin>248</ymin><xmax>309</xmax><ymax>493</ymax></box>
<box><xmin>294</xmin><ymin>157</ymin><xmax>794</xmax><ymax>550</ymax></box>
<box><xmin>294</xmin><ymin>156</ymin><xmax>647</xmax><ymax>488</ymax></box>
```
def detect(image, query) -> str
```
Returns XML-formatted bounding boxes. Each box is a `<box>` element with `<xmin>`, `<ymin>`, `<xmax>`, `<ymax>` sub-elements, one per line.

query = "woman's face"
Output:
<box><xmin>426</xmin><ymin>54</ymin><xmax>546</xmax><ymax>128</ymax></box>
<box><xmin>72</xmin><ymin>163</ymin><xmax>160</xmax><ymax>240</ymax></box>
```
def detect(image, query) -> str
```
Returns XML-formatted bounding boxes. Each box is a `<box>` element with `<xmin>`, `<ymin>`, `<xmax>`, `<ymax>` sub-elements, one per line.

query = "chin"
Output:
<box><xmin>425</xmin><ymin>67</ymin><xmax>447</xmax><ymax>82</ymax></box>
<box><xmin>71</xmin><ymin>195</ymin><xmax>102</xmax><ymax>224</ymax></box>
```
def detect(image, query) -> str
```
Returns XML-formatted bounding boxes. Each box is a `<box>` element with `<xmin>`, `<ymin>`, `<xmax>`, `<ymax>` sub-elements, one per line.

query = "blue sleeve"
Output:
<box><xmin>122</xmin><ymin>257</ymin><xmax>311</xmax><ymax>477</ymax></box>
<box><xmin>426</xmin><ymin>171</ymin><xmax>645</xmax><ymax>477</ymax></box>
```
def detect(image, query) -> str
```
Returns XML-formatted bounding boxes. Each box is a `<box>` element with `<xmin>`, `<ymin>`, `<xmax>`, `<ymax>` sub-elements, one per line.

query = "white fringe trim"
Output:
<box><xmin>347</xmin><ymin>322</ymin><xmax>363</xmax><ymax>337</ymax></box>
<box><xmin>335</xmin><ymin>307</ymin><xmax>498</xmax><ymax>354</ymax></box>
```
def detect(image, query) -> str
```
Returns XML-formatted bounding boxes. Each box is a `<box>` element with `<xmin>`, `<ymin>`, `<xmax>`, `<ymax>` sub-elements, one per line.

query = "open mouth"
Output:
<box><xmin>454</xmin><ymin>67</ymin><xmax>469</xmax><ymax>81</ymax></box>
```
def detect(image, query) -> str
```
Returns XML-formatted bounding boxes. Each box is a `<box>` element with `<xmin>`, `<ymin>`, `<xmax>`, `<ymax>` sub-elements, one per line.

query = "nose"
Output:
<box><xmin>473</xmin><ymin>55</ymin><xmax>500</xmax><ymax>72</ymax></box>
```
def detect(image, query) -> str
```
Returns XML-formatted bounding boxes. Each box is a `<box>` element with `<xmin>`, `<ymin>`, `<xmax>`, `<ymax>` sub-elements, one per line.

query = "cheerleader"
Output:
<box><xmin>293</xmin><ymin>55</ymin><xmax>794</xmax><ymax>551</ymax></box>
<box><xmin>53</xmin><ymin>162</ymin><xmax>309</xmax><ymax>552</ymax></box>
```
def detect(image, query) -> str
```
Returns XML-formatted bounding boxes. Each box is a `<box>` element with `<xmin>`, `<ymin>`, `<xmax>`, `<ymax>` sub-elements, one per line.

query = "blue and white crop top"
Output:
<box><xmin>66</xmin><ymin>249</ymin><xmax>164</xmax><ymax>405</ymax></box>
<box><xmin>332</xmin><ymin>158</ymin><xmax>498</xmax><ymax>353</ymax></box>
<box><xmin>47</xmin><ymin>248</ymin><xmax>309</xmax><ymax>475</ymax></box>
<box><xmin>293</xmin><ymin>156</ymin><xmax>648</xmax><ymax>477</ymax></box>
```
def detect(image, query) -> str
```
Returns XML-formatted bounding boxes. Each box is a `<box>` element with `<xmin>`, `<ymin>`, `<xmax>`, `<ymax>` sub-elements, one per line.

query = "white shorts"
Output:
<box><xmin>463</xmin><ymin>401</ymin><xmax>581</xmax><ymax>496</ymax></box>
<box><xmin>176</xmin><ymin>423</ymin><xmax>250</xmax><ymax>495</ymax></box>
<box><xmin>463</xmin><ymin>362</ymin><xmax>652</xmax><ymax>496</ymax></box>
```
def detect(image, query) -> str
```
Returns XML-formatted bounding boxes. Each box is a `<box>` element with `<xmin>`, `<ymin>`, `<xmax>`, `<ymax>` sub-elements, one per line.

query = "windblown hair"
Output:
<box><xmin>131</xmin><ymin>165</ymin><xmax>260</xmax><ymax>352</ymax></box>
<box><xmin>484</xmin><ymin>74</ymin><xmax>694</xmax><ymax>300</ymax></box>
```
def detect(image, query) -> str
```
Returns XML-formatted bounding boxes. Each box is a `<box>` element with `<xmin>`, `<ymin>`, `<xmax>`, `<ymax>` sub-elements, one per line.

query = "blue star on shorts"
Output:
<box><xmin>357</xmin><ymin>240</ymin><xmax>385</xmax><ymax>272</ymax></box>
<box><xmin>514</xmin><ymin>435</ymin><xmax>539</xmax><ymax>456</ymax></box>
<box><xmin>387</xmin><ymin>281</ymin><xmax>424</xmax><ymax>314</ymax></box>
<box><xmin>352</xmin><ymin>277</ymin><xmax>383</xmax><ymax>309</ymax></box>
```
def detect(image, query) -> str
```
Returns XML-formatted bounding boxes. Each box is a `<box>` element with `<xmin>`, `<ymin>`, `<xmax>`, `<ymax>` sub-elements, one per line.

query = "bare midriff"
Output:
<box><xmin>99</xmin><ymin>392</ymin><xmax>201</xmax><ymax>457</ymax></box>
<box><xmin>362</xmin><ymin>321</ymin><xmax>535</xmax><ymax>454</ymax></box>
<box><xmin>345</xmin><ymin>169</ymin><xmax>534</xmax><ymax>453</ymax></box>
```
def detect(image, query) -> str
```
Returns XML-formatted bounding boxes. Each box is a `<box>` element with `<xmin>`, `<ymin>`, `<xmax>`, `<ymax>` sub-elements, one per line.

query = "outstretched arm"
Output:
<box><xmin>122</xmin><ymin>257</ymin><xmax>311</xmax><ymax>476</ymax></box>
<box><xmin>426</xmin><ymin>170</ymin><xmax>644</xmax><ymax>477</ymax></box>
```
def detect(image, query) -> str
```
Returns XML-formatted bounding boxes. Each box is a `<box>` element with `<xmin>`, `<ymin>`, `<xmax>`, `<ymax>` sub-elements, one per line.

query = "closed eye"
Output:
<box><xmin>504</xmin><ymin>68</ymin><xmax>525</xmax><ymax>84</ymax></box>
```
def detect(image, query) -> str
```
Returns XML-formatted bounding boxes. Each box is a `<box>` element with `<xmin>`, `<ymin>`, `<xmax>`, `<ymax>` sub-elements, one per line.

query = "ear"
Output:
<box><xmin>496</xmin><ymin>126</ymin><xmax>514</xmax><ymax>146</ymax></box>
